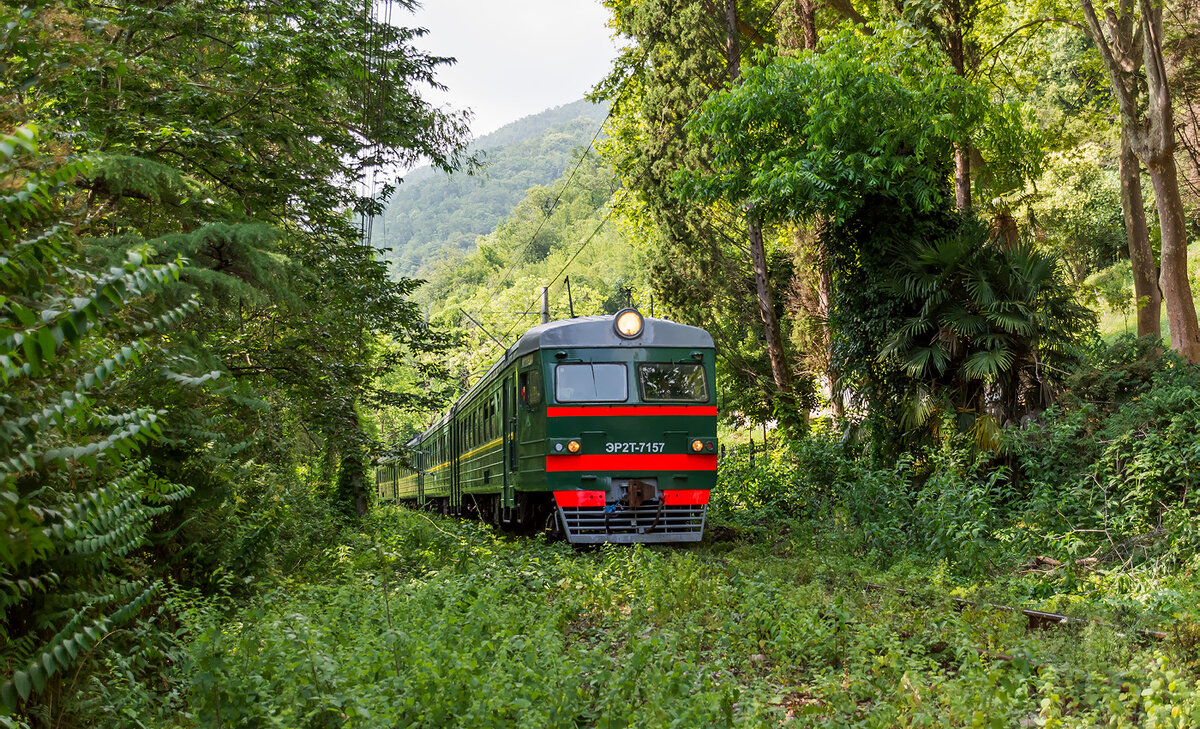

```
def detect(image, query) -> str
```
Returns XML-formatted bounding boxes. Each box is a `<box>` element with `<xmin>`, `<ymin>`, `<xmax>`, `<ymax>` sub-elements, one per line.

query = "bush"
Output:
<box><xmin>1008</xmin><ymin>338</ymin><xmax>1200</xmax><ymax>566</ymax></box>
<box><xmin>713</xmin><ymin>428</ymin><xmax>857</xmax><ymax>520</ymax></box>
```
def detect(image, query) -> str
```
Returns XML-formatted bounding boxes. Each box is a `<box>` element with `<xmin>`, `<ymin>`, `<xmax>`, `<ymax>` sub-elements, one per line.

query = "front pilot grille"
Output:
<box><xmin>558</xmin><ymin>502</ymin><xmax>706</xmax><ymax>544</ymax></box>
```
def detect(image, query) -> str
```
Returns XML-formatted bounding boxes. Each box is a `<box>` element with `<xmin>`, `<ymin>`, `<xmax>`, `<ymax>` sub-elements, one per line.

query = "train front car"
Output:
<box><xmin>521</xmin><ymin>309</ymin><xmax>717</xmax><ymax>544</ymax></box>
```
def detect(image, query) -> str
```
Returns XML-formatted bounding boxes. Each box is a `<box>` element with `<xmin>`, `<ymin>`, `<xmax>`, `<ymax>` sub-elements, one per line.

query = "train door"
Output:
<box><xmin>451</xmin><ymin>414</ymin><xmax>461</xmax><ymax>513</ymax></box>
<box><xmin>417</xmin><ymin>438</ymin><xmax>427</xmax><ymax>501</ymax></box>
<box><xmin>502</xmin><ymin>373</ymin><xmax>517</xmax><ymax>509</ymax></box>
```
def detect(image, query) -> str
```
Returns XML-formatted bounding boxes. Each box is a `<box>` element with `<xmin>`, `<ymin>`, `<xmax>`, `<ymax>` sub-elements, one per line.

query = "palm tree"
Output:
<box><xmin>881</xmin><ymin>222</ymin><xmax>1095</xmax><ymax>445</ymax></box>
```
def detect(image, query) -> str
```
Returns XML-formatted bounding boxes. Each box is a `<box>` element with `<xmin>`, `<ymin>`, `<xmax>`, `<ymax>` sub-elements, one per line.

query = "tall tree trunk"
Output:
<box><xmin>954</xmin><ymin>141</ymin><xmax>972</xmax><ymax>212</ymax></box>
<box><xmin>783</xmin><ymin>0</ymin><xmax>818</xmax><ymax>50</ymax></box>
<box><xmin>726</xmin><ymin>0</ymin><xmax>799</xmax><ymax>412</ymax></box>
<box><xmin>1147</xmin><ymin>150</ymin><xmax>1200</xmax><ymax>359</ymax></box>
<box><xmin>1140</xmin><ymin>1</ymin><xmax>1200</xmax><ymax>360</ymax></box>
<box><xmin>750</xmin><ymin>222</ymin><xmax>794</xmax><ymax>396</ymax></box>
<box><xmin>1118</xmin><ymin>128</ymin><xmax>1162</xmax><ymax>338</ymax></box>
<box><xmin>947</xmin><ymin>22</ymin><xmax>972</xmax><ymax>212</ymax></box>
<box><xmin>1080</xmin><ymin>0</ymin><xmax>1200</xmax><ymax>362</ymax></box>
<box><xmin>725</xmin><ymin>0</ymin><xmax>740</xmax><ymax>78</ymax></box>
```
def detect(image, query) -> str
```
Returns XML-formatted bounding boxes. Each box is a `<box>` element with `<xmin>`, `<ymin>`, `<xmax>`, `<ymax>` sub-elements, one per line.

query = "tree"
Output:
<box><xmin>682</xmin><ymin>25</ymin><xmax>1047</xmax><ymax>448</ymax></box>
<box><xmin>881</xmin><ymin>222</ymin><xmax>1095</xmax><ymax>438</ymax></box>
<box><xmin>682</xmin><ymin>26</ymin><xmax>1040</xmax><ymax>233</ymax></box>
<box><xmin>595</xmin><ymin>0</ymin><xmax>816</xmax><ymax>429</ymax></box>
<box><xmin>1079</xmin><ymin>0</ymin><xmax>1200</xmax><ymax>360</ymax></box>
<box><xmin>0</xmin><ymin>0</ymin><xmax>471</xmax><ymax>523</ymax></box>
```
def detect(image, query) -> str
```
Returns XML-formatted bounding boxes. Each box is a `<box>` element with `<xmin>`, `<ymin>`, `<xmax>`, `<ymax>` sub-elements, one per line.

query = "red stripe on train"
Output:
<box><xmin>662</xmin><ymin>489</ymin><xmax>710</xmax><ymax>505</ymax></box>
<box><xmin>546</xmin><ymin>406</ymin><xmax>717</xmax><ymax>417</ymax></box>
<box><xmin>545</xmin><ymin>454</ymin><xmax>718</xmax><ymax>472</ymax></box>
<box><xmin>554</xmin><ymin>490</ymin><xmax>606</xmax><ymax>508</ymax></box>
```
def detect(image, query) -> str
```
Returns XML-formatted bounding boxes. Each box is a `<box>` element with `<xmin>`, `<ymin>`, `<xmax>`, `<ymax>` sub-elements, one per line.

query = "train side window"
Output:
<box><xmin>555</xmin><ymin>363</ymin><xmax>627</xmax><ymax>402</ymax></box>
<box><xmin>519</xmin><ymin>369</ymin><xmax>543</xmax><ymax>408</ymax></box>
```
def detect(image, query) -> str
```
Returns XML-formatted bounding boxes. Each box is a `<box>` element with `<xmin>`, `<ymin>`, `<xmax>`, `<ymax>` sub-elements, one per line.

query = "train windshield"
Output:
<box><xmin>555</xmin><ymin>363</ymin><xmax>628</xmax><ymax>402</ymax></box>
<box><xmin>638</xmin><ymin>362</ymin><xmax>709</xmax><ymax>402</ymax></box>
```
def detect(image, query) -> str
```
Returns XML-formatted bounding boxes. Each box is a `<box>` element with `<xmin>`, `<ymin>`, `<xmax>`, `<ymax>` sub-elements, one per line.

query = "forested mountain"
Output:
<box><xmin>375</xmin><ymin>99</ymin><xmax>608</xmax><ymax>275</ymax></box>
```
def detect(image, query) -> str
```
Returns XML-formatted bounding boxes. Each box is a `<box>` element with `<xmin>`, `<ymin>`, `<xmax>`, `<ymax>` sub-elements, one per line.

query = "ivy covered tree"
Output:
<box><xmin>681</xmin><ymin>25</ymin><xmax>1090</xmax><ymax>449</ymax></box>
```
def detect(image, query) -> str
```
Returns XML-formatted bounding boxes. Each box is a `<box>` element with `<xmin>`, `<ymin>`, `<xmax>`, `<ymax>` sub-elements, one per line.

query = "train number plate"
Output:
<box><xmin>605</xmin><ymin>442</ymin><xmax>666</xmax><ymax>453</ymax></box>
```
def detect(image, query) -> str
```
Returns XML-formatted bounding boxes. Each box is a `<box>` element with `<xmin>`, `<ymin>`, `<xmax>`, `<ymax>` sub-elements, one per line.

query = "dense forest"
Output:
<box><xmin>5</xmin><ymin>0</ymin><xmax>1200</xmax><ymax>726</ymax></box>
<box><xmin>374</xmin><ymin>100</ymin><xmax>608</xmax><ymax>276</ymax></box>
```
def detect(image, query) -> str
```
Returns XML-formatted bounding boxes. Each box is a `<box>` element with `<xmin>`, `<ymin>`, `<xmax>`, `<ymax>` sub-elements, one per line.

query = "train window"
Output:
<box><xmin>638</xmin><ymin>362</ymin><xmax>709</xmax><ymax>402</ymax></box>
<box><xmin>555</xmin><ymin>363</ymin><xmax>628</xmax><ymax>402</ymax></box>
<box><xmin>519</xmin><ymin>369</ymin><xmax>543</xmax><ymax>407</ymax></box>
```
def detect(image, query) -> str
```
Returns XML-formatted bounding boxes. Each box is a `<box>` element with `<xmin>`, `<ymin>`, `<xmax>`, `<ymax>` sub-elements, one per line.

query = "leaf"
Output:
<box><xmin>0</xmin><ymin>679</ymin><xmax>16</xmax><ymax>711</ymax></box>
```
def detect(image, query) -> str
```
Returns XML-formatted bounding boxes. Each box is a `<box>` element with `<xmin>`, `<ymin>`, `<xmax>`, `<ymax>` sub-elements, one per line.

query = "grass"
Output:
<box><xmin>100</xmin><ymin>503</ymin><xmax>1200</xmax><ymax>729</ymax></box>
<box><xmin>1089</xmin><ymin>240</ymin><xmax>1200</xmax><ymax>343</ymax></box>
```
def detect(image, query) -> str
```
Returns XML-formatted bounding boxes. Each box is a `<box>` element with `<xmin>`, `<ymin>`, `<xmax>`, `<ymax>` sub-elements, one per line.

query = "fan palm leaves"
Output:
<box><xmin>881</xmin><ymin>221</ymin><xmax>1095</xmax><ymax>434</ymax></box>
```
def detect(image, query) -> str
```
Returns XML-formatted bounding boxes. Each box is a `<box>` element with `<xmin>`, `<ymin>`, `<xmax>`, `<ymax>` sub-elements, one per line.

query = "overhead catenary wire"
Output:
<box><xmin>492</xmin><ymin>108</ymin><xmax>613</xmax><ymax>291</ymax></box>
<box><xmin>490</xmin><ymin>189</ymin><xmax>627</xmax><ymax>353</ymax></box>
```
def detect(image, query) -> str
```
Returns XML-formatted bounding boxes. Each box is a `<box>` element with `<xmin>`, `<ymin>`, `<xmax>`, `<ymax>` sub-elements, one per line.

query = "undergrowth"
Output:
<box><xmin>74</xmin><ymin>503</ymin><xmax>1200</xmax><ymax>728</ymax></box>
<box><xmin>70</xmin><ymin>337</ymin><xmax>1200</xmax><ymax>727</ymax></box>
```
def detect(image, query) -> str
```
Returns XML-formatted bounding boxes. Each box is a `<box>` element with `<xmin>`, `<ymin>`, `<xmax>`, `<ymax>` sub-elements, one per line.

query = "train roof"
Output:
<box><xmin>410</xmin><ymin>314</ymin><xmax>714</xmax><ymax>444</ymax></box>
<box><xmin>510</xmin><ymin>315</ymin><xmax>713</xmax><ymax>357</ymax></box>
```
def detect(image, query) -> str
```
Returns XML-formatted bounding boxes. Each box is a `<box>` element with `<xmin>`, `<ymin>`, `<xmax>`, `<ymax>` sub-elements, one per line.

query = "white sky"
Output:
<box><xmin>405</xmin><ymin>0</ymin><xmax>621</xmax><ymax>139</ymax></box>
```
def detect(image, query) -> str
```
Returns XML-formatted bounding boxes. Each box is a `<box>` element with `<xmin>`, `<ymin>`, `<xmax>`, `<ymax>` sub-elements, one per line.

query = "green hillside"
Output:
<box><xmin>375</xmin><ymin>99</ymin><xmax>608</xmax><ymax>276</ymax></box>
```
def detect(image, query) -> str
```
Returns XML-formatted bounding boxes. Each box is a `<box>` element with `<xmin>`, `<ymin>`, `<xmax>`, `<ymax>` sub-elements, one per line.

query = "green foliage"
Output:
<box><xmin>89</xmin><ymin>504</ymin><xmax>1200</xmax><ymax>727</ymax></box>
<box><xmin>682</xmin><ymin>25</ymin><xmax>1042</xmax><ymax>226</ymax></box>
<box><xmin>0</xmin><ymin>128</ymin><xmax>193</xmax><ymax>719</ymax></box>
<box><xmin>1028</xmin><ymin>144</ymin><xmax>1128</xmax><ymax>284</ymax></box>
<box><xmin>2</xmin><ymin>0</ymin><xmax>474</xmax><ymax>718</ymax></box>
<box><xmin>1008</xmin><ymin>338</ymin><xmax>1200</xmax><ymax>560</ymax></box>
<box><xmin>713</xmin><ymin>430</ymin><xmax>856</xmax><ymax>518</ymax></box>
<box><xmin>880</xmin><ymin>221</ymin><xmax>1096</xmax><ymax>433</ymax></box>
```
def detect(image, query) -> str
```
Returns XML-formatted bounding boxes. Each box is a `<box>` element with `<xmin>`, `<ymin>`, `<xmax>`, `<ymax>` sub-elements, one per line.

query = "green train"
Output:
<box><xmin>375</xmin><ymin>308</ymin><xmax>717</xmax><ymax>543</ymax></box>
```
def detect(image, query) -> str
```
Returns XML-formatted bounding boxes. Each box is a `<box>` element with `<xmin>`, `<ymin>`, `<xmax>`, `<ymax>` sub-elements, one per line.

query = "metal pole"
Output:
<box><xmin>541</xmin><ymin>287</ymin><xmax>550</xmax><ymax>324</ymax></box>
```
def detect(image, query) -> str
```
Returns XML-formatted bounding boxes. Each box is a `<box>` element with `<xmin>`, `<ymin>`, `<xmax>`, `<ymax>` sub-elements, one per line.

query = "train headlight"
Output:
<box><xmin>691</xmin><ymin>439</ymin><xmax>704</xmax><ymax>452</ymax></box>
<box><xmin>568</xmin><ymin>439</ymin><xmax>582</xmax><ymax>453</ymax></box>
<box><xmin>614</xmin><ymin>308</ymin><xmax>644</xmax><ymax>339</ymax></box>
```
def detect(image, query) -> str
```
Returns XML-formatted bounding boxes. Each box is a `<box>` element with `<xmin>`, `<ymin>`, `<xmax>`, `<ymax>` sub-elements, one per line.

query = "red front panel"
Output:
<box><xmin>662</xmin><ymin>489</ymin><xmax>710</xmax><ymax>505</ymax></box>
<box><xmin>546</xmin><ymin>405</ymin><xmax>717</xmax><ymax>417</ymax></box>
<box><xmin>546</xmin><ymin>454</ymin><xmax>718</xmax><ymax>473</ymax></box>
<box><xmin>553</xmin><ymin>490</ymin><xmax>606</xmax><ymax>507</ymax></box>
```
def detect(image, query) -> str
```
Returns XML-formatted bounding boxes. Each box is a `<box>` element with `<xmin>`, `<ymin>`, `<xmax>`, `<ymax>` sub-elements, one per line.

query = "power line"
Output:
<box><xmin>492</xmin><ymin>196</ymin><xmax>623</xmax><ymax>350</ymax></box>
<box><xmin>492</xmin><ymin>108</ymin><xmax>613</xmax><ymax>290</ymax></box>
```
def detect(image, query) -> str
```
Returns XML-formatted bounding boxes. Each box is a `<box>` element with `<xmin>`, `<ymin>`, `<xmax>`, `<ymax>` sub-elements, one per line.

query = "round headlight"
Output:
<box><xmin>691</xmin><ymin>439</ymin><xmax>704</xmax><ymax>452</ymax></box>
<box><xmin>614</xmin><ymin>308</ymin><xmax>644</xmax><ymax>339</ymax></box>
<box><xmin>568</xmin><ymin>440</ymin><xmax>582</xmax><ymax>453</ymax></box>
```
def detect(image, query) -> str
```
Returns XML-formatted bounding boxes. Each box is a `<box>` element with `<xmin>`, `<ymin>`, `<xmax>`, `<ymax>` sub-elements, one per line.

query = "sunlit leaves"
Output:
<box><xmin>681</xmin><ymin>25</ymin><xmax>1043</xmax><ymax>226</ymax></box>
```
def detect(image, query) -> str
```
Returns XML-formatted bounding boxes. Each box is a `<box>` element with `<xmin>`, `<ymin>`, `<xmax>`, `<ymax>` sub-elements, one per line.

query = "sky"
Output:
<box><xmin>403</xmin><ymin>0</ymin><xmax>621</xmax><ymax>139</ymax></box>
